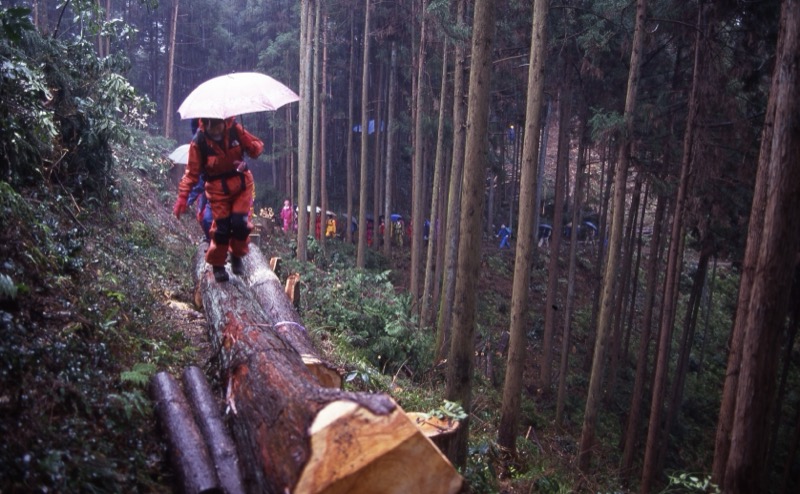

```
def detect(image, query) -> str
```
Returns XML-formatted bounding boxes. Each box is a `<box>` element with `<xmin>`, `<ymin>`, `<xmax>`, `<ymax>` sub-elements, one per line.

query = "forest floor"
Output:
<box><xmin>0</xmin><ymin>160</ymin><xmax>618</xmax><ymax>493</ymax></box>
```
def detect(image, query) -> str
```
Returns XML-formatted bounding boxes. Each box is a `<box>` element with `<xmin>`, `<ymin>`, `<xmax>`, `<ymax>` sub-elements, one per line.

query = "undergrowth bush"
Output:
<box><xmin>293</xmin><ymin>255</ymin><xmax>434</xmax><ymax>380</ymax></box>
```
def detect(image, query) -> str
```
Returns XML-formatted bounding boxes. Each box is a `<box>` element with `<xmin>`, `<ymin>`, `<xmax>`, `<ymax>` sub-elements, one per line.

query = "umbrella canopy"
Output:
<box><xmin>168</xmin><ymin>144</ymin><xmax>191</xmax><ymax>165</ymax></box>
<box><xmin>390</xmin><ymin>213</ymin><xmax>403</xmax><ymax>222</ymax></box>
<box><xmin>177</xmin><ymin>72</ymin><xmax>300</xmax><ymax>120</ymax></box>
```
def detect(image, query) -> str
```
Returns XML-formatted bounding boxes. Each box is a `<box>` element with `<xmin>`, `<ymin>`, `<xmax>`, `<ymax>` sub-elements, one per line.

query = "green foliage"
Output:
<box><xmin>0</xmin><ymin>274</ymin><xmax>18</xmax><ymax>301</ymax></box>
<box><xmin>119</xmin><ymin>362</ymin><xmax>157</xmax><ymax>387</ymax></box>
<box><xmin>0</xmin><ymin>6</ymin><xmax>152</xmax><ymax>199</ymax></box>
<box><xmin>299</xmin><ymin>261</ymin><xmax>433</xmax><ymax>377</ymax></box>
<box><xmin>1</xmin><ymin>6</ymin><xmax>34</xmax><ymax>43</ymax></box>
<box><xmin>424</xmin><ymin>400</ymin><xmax>468</xmax><ymax>421</ymax></box>
<box><xmin>463</xmin><ymin>440</ymin><xmax>501</xmax><ymax>494</ymax></box>
<box><xmin>661</xmin><ymin>472</ymin><xmax>720</xmax><ymax>494</ymax></box>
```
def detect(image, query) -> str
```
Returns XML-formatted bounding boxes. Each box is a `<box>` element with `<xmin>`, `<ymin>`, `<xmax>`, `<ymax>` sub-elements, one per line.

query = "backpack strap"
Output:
<box><xmin>193</xmin><ymin>125</ymin><xmax>241</xmax><ymax>173</ymax></box>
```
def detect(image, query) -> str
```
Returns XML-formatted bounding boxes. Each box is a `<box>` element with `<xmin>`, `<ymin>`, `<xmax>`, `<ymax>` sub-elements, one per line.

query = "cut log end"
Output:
<box><xmin>295</xmin><ymin>400</ymin><xmax>463</xmax><ymax>494</ymax></box>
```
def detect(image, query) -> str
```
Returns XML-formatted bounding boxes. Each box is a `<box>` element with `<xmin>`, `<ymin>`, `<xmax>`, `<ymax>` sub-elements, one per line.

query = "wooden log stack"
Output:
<box><xmin>188</xmin><ymin>244</ymin><xmax>463</xmax><ymax>493</ymax></box>
<box><xmin>150</xmin><ymin>371</ymin><xmax>224</xmax><ymax>494</ymax></box>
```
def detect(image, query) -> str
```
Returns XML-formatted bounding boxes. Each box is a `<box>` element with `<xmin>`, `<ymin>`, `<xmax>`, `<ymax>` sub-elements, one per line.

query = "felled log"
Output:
<box><xmin>182</xmin><ymin>366</ymin><xmax>245</xmax><ymax>494</ymax></box>
<box><xmin>241</xmin><ymin>247</ymin><xmax>342</xmax><ymax>388</ymax></box>
<box><xmin>195</xmin><ymin>262</ymin><xmax>463</xmax><ymax>494</ymax></box>
<box><xmin>150</xmin><ymin>371</ymin><xmax>222</xmax><ymax>494</ymax></box>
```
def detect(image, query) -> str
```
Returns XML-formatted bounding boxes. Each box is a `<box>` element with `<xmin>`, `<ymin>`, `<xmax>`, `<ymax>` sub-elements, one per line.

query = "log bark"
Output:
<box><xmin>193</xmin><ymin>248</ymin><xmax>463</xmax><ymax>493</ymax></box>
<box><xmin>182</xmin><ymin>366</ymin><xmax>246</xmax><ymax>494</ymax></box>
<box><xmin>150</xmin><ymin>371</ymin><xmax>222</xmax><ymax>494</ymax></box>
<box><xmin>242</xmin><ymin>248</ymin><xmax>342</xmax><ymax>388</ymax></box>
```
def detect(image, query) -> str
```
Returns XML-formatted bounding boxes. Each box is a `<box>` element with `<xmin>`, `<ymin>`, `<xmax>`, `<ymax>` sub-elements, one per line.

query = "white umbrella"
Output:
<box><xmin>168</xmin><ymin>144</ymin><xmax>191</xmax><ymax>165</ymax></box>
<box><xmin>177</xmin><ymin>72</ymin><xmax>300</xmax><ymax>120</ymax></box>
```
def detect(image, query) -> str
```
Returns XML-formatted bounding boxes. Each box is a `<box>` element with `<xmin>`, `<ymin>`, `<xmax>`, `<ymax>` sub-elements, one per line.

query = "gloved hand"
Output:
<box><xmin>173</xmin><ymin>197</ymin><xmax>188</xmax><ymax>218</ymax></box>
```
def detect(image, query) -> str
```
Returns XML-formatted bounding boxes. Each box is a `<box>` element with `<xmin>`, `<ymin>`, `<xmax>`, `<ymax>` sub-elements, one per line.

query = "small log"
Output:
<box><xmin>195</xmin><ymin>262</ymin><xmax>463</xmax><ymax>493</ymax></box>
<box><xmin>242</xmin><ymin>247</ymin><xmax>342</xmax><ymax>388</ymax></box>
<box><xmin>182</xmin><ymin>366</ymin><xmax>246</xmax><ymax>494</ymax></box>
<box><xmin>286</xmin><ymin>273</ymin><xmax>301</xmax><ymax>308</ymax></box>
<box><xmin>150</xmin><ymin>371</ymin><xmax>222</xmax><ymax>494</ymax></box>
<box><xmin>269</xmin><ymin>256</ymin><xmax>280</xmax><ymax>275</ymax></box>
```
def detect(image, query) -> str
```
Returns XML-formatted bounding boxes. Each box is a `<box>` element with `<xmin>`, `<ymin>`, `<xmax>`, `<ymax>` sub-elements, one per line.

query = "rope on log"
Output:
<box><xmin>242</xmin><ymin>246</ymin><xmax>342</xmax><ymax>388</ymax></box>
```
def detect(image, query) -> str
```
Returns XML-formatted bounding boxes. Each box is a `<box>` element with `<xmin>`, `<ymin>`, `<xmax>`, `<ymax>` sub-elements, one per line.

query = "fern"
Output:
<box><xmin>0</xmin><ymin>274</ymin><xmax>18</xmax><ymax>301</ymax></box>
<box><xmin>119</xmin><ymin>362</ymin><xmax>156</xmax><ymax>388</ymax></box>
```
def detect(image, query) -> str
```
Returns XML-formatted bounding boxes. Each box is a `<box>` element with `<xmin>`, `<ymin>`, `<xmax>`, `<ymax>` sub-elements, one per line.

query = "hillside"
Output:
<box><xmin>0</xmin><ymin>161</ymin><xmax>214</xmax><ymax>491</ymax></box>
<box><xmin>0</xmin><ymin>153</ymin><xmax>604</xmax><ymax>492</ymax></box>
<box><xmin>0</xmin><ymin>140</ymin><xmax>733</xmax><ymax>494</ymax></box>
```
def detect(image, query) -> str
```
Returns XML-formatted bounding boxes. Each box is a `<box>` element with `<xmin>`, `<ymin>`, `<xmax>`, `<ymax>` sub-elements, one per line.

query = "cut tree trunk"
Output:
<box><xmin>193</xmin><ymin>247</ymin><xmax>463</xmax><ymax>493</ymax></box>
<box><xmin>182</xmin><ymin>366</ymin><xmax>246</xmax><ymax>494</ymax></box>
<box><xmin>150</xmin><ymin>371</ymin><xmax>222</xmax><ymax>494</ymax></box>
<box><xmin>242</xmin><ymin>247</ymin><xmax>342</xmax><ymax>388</ymax></box>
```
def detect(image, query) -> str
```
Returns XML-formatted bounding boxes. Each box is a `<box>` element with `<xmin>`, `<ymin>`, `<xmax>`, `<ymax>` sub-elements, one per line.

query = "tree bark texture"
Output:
<box><xmin>722</xmin><ymin>1</ymin><xmax>800</xmax><ymax>490</ymax></box>
<box><xmin>445</xmin><ymin>0</ymin><xmax>496</xmax><ymax>467</ymax></box>
<box><xmin>182</xmin><ymin>366</ymin><xmax>246</xmax><ymax>494</ymax></box>
<box><xmin>356</xmin><ymin>0</ymin><xmax>371</xmax><ymax>268</ymax></box>
<box><xmin>579</xmin><ymin>0</ymin><xmax>647</xmax><ymax>472</ymax></box>
<box><xmin>150</xmin><ymin>371</ymin><xmax>222</xmax><ymax>494</ymax></box>
<box><xmin>497</xmin><ymin>0</ymin><xmax>549</xmax><ymax>453</ymax></box>
<box><xmin>193</xmin><ymin>248</ymin><xmax>462</xmax><ymax>493</ymax></box>
<box><xmin>241</xmin><ymin>247</ymin><xmax>342</xmax><ymax>389</ymax></box>
<box><xmin>435</xmin><ymin>0</ymin><xmax>467</xmax><ymax>360</ymax></box>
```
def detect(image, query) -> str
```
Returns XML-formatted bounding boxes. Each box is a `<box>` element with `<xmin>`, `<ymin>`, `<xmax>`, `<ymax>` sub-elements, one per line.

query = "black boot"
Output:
<box><xmin>231</xmin><ymin>256</ymin><xmax>244</xmax><ymax>275</ymax></box>
<box><xmin>213</xmin><ymin>266</ymin><xmax>229</xmax><ymax>282</ymax></box>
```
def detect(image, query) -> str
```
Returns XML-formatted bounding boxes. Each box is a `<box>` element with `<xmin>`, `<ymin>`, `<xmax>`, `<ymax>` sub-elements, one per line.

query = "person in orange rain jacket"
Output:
<box><xmin>173</xmin><ymin>117</ymin><xmax>264</xmax><ymax>282</ymax></box>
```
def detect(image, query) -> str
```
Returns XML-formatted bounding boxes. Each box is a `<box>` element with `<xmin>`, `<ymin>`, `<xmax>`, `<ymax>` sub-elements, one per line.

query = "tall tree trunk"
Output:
<box><xmin>445</xmin><ymin>0</ymin><xmax>496</xmax><ymax>466</ymax></box>
<box><xmin>410</xmin><ymin>3</ymin><xmax>428</xmax><ymax>308</ymax></box>
<box><xmin>657</xmin><ymin>243</ymin><xmax>710</xmax><ymax>474</ymax></box>
<box><xmin>435</xmin><ymin>0</ymin><xmax>467</xmax><ymax>360</ymax></box>
<box><xmin>606</xmin><ymin>173</ymin><xmax>643</xmax><ymax>401</ymax></box>
<box><xmin>497</xmin><ymin>0</ymin><xmax>548</xmax><ymax>454</ymax></box>
<box><xmin>578</xmin><ymin>0</ymin><xmax>647</xmax><ymax>472</ymax></box>
<box><xmin>346</xmin><ymin>12</ymin><xmax>356</xmax><ymax>245</ymax></box>
<box><xmin>422</xmin><ymin>43</ymin><xmax>449</xmax><ymax>327</ymax></box>
<box><xmin>641</xmin><ymin>4</ymin><xmax>703</xmax><ymax>491</ymax></box>
<box><xmin>556</xmin><ymin>105</ymin><xmax>587</xmax><ymax>429</ymax></box>
<box><xmin>383</xmin><ymin>43</ymin><xmax>397</xmax><ymax>256</ymax></box>
<box><xmin>584</xmin><ymin>146</ymin><xmax>613</xmax><ymax>373</ymax></box>
<box><xmin>620</xmin><ymin>191</ymin><xmax>667</xmax><ymax>478</ymax></box>
<box><xmin>372</xmin><ymin>62</ymin><xmax>384</xmax><ymax>251</ymax></box>
<box><xmin>721</xmin><ymin>1</ymin><xmax>800</xmax><ymax>490</ymax></box>
<box><xmin>297</xmin><ymin>0</ymin><xmax>315</xmax><ymax>261</ymax></box>
<box><xmin>320</xmin><ymin>12</ymin><xmax>329</xmax><ymax>251</ymax></box>
<box><xmin>163</xmin><ymin>0</ymin><xmax>178</xmax><ymax>139</ymax></box>
<box><xmin>541</xmin><ymin>81</ymin><xmax>569</xmax><ymax>392</ymax></box>
<box><xmin>310</xmin><ymin>0</ymin><xmax>321</xmax><ymax>245</ymax></box>
<box><xmin>623</xmin><ymin>182</ymin><xmax>649</xmax><ymax>362</ymax></box>
<box><xmin>356</xmin><ymin>0</ymin><xmax>371</xmax><ymax>268</ymax></box>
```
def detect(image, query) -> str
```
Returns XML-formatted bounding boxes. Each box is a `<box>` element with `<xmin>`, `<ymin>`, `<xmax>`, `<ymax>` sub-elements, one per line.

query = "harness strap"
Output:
<box><xmin>205</xmin><ymin>170</ymin><xmax>246</xmax><ymax>196</ymax></box>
